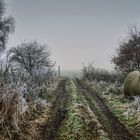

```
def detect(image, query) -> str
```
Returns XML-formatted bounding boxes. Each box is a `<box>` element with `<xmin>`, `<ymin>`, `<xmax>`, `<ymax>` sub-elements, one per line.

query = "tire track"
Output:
<box><xmin>43</xmin><ymin>79</ymin><xmax>68</xmax><ymax>140</ymax></box>
<box><xmin>75</xmin><ymin>78</ymin><xmax>134</xmax><ymax>140</ymax></box>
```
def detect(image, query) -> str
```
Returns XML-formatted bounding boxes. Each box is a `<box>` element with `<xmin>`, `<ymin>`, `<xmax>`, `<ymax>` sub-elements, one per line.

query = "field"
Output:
<box><xmin>21</xmin><ymin>77</ymin><xmax>139</xmax><ymax>140</ymax></box>
<box><xmin>1</xmin><ymin>0</ymin><xmax>140</xmax><ymax>140</ymax></box>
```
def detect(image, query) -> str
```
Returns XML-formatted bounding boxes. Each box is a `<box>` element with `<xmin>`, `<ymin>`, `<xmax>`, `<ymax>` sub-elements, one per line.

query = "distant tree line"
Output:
<box><xmin>82</xmin><ymin>62</ymin><xmax>118</xmax><ymax>83</ymax></box>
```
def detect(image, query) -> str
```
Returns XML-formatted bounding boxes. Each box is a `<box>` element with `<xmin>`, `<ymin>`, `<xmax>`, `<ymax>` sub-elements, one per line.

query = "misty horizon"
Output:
<box><xmin>6</xmin><ymin>0</ymin><xmax>140</xmax><ymax>71</ymax></box>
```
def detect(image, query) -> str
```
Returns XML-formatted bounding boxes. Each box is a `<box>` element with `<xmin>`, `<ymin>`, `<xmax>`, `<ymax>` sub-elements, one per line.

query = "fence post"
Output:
<box><xmin>58</xmin><ymin>65</ymin><xmax>60</xmax><ymax>77</ymax></box>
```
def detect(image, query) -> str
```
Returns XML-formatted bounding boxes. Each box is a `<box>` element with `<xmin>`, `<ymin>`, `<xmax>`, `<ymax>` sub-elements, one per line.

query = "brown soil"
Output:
<box><xmin>43</xmin><ymin>79</ymin><xmax>69</xmax><ymax>140</ymax></box>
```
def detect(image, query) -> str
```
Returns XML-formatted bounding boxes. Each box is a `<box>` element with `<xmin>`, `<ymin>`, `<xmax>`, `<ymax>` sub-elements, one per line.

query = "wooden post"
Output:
<box><xmin>58</xmin><ymin>65</ymin><xmax>60</xmax><ymax>77</ymax></box>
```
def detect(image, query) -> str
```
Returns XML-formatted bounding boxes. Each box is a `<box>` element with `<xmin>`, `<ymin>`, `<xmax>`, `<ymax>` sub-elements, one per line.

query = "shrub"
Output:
<box><xmin>82</xmin><ymin>62</ymin><xmax>118</xmax><ymax>83</ymax></box>
<box><xmin>0</xmin><ymin>84</ymin><xmax>28</xmax><ymax>137</ymax></box>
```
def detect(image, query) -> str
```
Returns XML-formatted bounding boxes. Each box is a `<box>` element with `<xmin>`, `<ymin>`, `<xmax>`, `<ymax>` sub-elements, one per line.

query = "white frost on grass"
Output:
<box><xmin>35</xmin><ymin>98</ymin><xmax>47</xmax><ymax>110</ymax></box>
<box><xmin>0</xmin><ymin>86</ymin><xmax>29</xmax><ymax>134</ymax></box>
<box><xmin>19</xmin><ymin>94</ymin><xmax>28</xmax><ymax>113</ymax></box>
<box><xmin>133</xmin><ymin>96</ymin><xmax>140</xmax><ymax>112</ymax></box>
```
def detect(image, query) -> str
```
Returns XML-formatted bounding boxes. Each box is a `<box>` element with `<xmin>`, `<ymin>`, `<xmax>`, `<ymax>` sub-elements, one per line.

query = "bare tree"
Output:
<box><xmin>8</xmin><ymin>41</ymin><xmax>51</xmax><ymax>75</ymax></box>
<box><xmin>112</xmin><ymin>25</ymin><xmax>140</xmax><ymax>75</ymax></box>
<box><xmin>0</xmin><ymin>0</ymin><xmax>15</xmax><ymax>52</ymax></box>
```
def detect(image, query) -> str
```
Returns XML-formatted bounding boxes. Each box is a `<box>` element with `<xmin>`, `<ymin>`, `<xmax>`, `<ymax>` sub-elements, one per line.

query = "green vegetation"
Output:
<box><xmin>58</xmin><ymin>79</ymin><xmax>102</xmax><ymax>140</ymax></box>
<box><xmin>94</xmin><ymin>83</ymin><xmax>140</xmax><ymax>139</ymax></box>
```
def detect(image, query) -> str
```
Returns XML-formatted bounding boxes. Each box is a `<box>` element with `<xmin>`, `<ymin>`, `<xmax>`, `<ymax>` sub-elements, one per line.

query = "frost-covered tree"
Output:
<box><xmin>0</xmin><ymin>0</ymin><xmax>15</xmax><ymax>52</ymax></box>
<box><xmin>112</xmin><ymin>25</ymin><xmax>140</xmax><ymax>75</ymax></box>
<box><xmin>82</xmin><ymin>62</ymin><xmax>117</xmax><ymax>82</ymax></box>
<box><xmin>9</xmin><ymin>41</ymin><xmax>51</xmax><ymax>75</ymax></box>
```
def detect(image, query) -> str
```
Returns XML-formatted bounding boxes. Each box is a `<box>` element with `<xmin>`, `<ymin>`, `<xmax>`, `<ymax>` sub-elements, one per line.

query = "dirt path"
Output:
<box><xmin>43</xmin><ymin>79</ymin><xmax>69</xmax><ymax>140</ymax></box>
<box><xmin>75</xmin><ymin>78</ymin><xmax>134</xmax><ymax>140</ymax></box>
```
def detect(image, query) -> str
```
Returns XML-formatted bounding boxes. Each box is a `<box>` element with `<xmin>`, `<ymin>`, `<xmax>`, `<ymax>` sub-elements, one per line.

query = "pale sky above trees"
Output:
<box><xmin>6</xmin><ymin>0</ymin><xmax>140</xmax><ymax>71</ymax></box>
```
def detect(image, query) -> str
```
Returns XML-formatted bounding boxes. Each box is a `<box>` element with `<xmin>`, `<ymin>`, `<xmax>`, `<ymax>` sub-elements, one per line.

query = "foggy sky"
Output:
<box><xmin>6</xmin><ymin>0</ymin><xmax>140</xmax><ymax>71</ymax></box>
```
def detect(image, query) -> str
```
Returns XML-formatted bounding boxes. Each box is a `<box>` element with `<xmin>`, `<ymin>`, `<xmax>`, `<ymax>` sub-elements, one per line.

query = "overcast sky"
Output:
<box><xmin>6</xmin><ymin>0</ymin><xmax>140</xmax><ymax>71</ymax></box>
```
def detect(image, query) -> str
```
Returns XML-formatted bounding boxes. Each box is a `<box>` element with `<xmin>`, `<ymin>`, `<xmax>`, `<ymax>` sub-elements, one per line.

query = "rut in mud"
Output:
<box><xmin>44</xmin><ymin>79</ymin><xmax>69</xmax><ymax>140</ymax></box>
<box><xmin>75</xmin><ymin>78</ymin><xmax>134</xmax><ymax>140</ymax></box>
